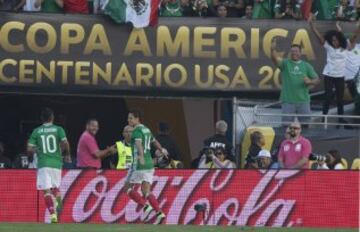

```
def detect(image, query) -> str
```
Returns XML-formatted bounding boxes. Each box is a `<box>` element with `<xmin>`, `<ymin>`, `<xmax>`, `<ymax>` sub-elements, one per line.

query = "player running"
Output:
<box><xmin>27</xmin><ymin>108</ymin><xmax>71</xmax><ymax>223</ymax></box>
<box><xmin>125</xmin><ymin>109</ymin><xmax>167</xmax><ymax>224</ymax></box>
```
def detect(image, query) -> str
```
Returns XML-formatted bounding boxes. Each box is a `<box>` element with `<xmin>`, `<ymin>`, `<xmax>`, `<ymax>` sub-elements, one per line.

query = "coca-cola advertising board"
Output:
<box><xmin>0</xmin><ymin>169</ymin><xmax>358</xmax><ymax>228</ymax></box>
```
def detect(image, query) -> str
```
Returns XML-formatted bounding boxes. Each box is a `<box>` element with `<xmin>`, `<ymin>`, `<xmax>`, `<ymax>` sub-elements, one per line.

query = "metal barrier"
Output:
<box><xmin>231</xmin><ymin>93</ymin><xmax>360</xmax><ymax>167</ymax></box>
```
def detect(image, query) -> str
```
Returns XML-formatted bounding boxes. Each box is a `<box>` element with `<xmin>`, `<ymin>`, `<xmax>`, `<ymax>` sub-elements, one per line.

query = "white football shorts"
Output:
<box><xmin>125</xmin><ymin>168</ymin><xmax>155</xmax><ymax>184</ymax></box>
<box><xmin>37</xmin><ymin>167</ymin><xmax>61</xmax><ymax>190</ymax></box>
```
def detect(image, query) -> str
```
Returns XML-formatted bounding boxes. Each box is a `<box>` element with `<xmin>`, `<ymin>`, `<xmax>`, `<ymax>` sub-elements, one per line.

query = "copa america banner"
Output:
<box><xmin>0</xmin><ymin>13</ymin><xmax>357</xmax><ymax>97</ymax></box>
<box><xmin>0</xmin><ymin>169</ymin><xmax>358</xmax><ymax>228</ymax></box>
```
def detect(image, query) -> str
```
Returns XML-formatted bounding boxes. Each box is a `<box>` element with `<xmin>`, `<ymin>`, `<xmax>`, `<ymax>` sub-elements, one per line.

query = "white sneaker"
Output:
<box><xmin>142</xmin><ymin>204</ymin><xmax>154</xmax><ymax>222</ymax></box>
<box><xmin>154</xmin><ymin>212</ymin><xmax>166</xmax><ymax>225</ymax></box>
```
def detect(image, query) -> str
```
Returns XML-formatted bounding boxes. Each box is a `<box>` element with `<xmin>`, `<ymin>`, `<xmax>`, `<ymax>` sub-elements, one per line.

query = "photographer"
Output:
<box><xmin>326</xmin><ymin>149</ymin><xmax>346</xmax><ymax>170</ymax></box>
<box><xmin>309</xmin><ymin>153</ymin><xmax>329</xmax><ymax>169</ymax></box>
<box><xmin>198</xmin><ymin>147</ymin><xmax>235</xmax><ymax>169</ymax></box>
<box><xmin>310</xmin><ymin>149</ymin><xmax>346</xmax><ymax>170</ymax></box>
<box><xmin>154</xmin><ymin>149</ymin><xmax>184</xmax><ymax>169</ymax></box>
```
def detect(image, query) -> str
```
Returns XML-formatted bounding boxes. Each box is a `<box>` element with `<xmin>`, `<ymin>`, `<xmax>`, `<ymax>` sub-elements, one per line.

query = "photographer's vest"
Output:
<box><xmin>116</xmin><ymin>141</ymin><xmax>132</xmax><ymax>169</ymax></box>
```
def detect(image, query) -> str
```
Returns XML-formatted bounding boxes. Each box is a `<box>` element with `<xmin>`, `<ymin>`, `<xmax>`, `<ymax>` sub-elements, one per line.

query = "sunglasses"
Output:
<box><xmin>289</xmin><ymin>126</ymin><xmax>300</xmax><ymax>130</ymax></box>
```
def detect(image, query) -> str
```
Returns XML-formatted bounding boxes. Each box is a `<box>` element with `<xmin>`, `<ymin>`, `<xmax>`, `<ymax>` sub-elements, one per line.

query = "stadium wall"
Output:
<box><xmin>0</xmin><ymin>169</ymin><xmax>358</xmax><ymax>228</ymax></box>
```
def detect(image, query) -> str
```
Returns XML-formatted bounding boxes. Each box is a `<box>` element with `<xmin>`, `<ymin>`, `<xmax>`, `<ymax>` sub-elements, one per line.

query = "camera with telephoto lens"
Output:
<box><xmin>157</xmin><ymin>155</ymin><xmax>171</xmax><ymax>168</ymax></box>
<box><xmin>309</xmin><ymin>153</ymin><xmax>327</xmax><ymax>162</ymax></box>
<box><xmin>201</xmin><ymin>147</ymin><xmax>215</xmax><ymax>163</ymax></box>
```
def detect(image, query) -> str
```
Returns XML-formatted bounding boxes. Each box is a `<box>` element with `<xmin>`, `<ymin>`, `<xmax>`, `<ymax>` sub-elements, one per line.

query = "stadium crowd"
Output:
<box><xmin>0</xmin><ymin>0</ymin><xmax>359</xmax><ymax>20</ymax></box>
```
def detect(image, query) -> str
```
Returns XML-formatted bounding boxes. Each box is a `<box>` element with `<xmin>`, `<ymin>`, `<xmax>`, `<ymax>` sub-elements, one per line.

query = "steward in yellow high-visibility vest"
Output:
<box><xmin>116</xmin><ymin>125</ymin><xmax>133</xmax><ymax>169</ymax></box>
<box><xmin>116</xmin><ymin>140</ymin><xmax>132</xmax><ymax>169</ymax></box>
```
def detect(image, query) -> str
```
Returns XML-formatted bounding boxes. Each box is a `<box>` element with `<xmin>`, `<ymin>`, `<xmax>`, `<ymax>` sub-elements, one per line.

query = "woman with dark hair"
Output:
<box><xmin>326</xmin><ymin>149</ymin><xmax>346</xmax><ymax>169</ymax></box>
<box><xmin>309</xmin><ymin>14</ymin><xmax>348</xmax><ymax>124</ymax></box>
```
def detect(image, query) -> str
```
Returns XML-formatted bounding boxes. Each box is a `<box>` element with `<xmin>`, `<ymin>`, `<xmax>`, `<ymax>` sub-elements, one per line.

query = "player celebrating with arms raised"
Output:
<box><xmin>27</xmin><ymin>108</ymin><xmax>71</xmax><ymax>223</ymax></box>
<box><xmin>125</xmin><ymin>109</ymin><xmax>167</xmax><ymax>224</ymax></box>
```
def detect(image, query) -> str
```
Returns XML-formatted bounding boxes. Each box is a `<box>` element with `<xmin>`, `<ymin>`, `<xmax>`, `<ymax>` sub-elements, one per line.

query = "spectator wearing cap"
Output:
<box><xmin>203</xmin><ymin>120</ymin><xmax>233</xmax><ymax>160</ymax></box>
<box><xmin>152</xmin><ymin>122</ymin><xmax>182</xmax><ymax>162</ymax></box>
<box><xmin>244</xmin><ymin>131</ymin><xmax>265</xmax><ymax>169</ymax></box>
<box><xmin>278</xmin><ymin>121</ymin><xmax>312</xmax><ymax>169</ymax></box>
<box><xmin>257</xmin><ymin>149</ymin><xmax>279</xmax><ymax>169</ymax></box>
<box><xmin>198</xmin><ymin>147</ymin><xmax>235</xmax><ymax>169</ymax></box>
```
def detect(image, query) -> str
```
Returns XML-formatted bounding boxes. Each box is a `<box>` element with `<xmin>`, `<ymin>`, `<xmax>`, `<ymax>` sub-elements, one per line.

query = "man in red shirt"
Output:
<box><xmin>58</xmin><ymin>0</ymin><xmax>89</xmax><ymax>13</ymax></box>
<box><xmin>278</xmin><ymin>121</ymin><xmax>312</xmax><ymax>169</ymax></box>
<box><xmin>76</xmin><ymin>119</ymin><xmax>116</xmax><ymax>169</ymax></box>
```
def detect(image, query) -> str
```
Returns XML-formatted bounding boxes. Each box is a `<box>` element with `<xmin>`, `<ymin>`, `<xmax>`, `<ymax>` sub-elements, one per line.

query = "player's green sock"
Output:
<box><xmin>55</xmin><ymin>196</ymin><xmax>62</xmax><ymax>213</ymax></box>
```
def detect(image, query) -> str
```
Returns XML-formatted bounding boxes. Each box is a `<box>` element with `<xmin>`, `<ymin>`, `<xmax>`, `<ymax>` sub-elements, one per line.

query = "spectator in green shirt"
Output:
<box><xmin>160</xmin><ymin>0</ymin><xmax>185</xmax><ymax>16</ymax></box>
<box><xmin>252</xmin><ymin>0</ymin><xmax>273</xmax><ymax>19</ymax></box>
<box><xmin>35</xmin><ymin>0</ymin><xmax>63</xmax><ymax>13</ymax></box>
<box><xmin>270</xmin><ymin>39</ymin><xmax>320</xmax><ymax>124</ymax></box>
<box><xmin>312</xmin><ymin>0</ymin><xmax>337</xmax><ymax>20</ymax></box>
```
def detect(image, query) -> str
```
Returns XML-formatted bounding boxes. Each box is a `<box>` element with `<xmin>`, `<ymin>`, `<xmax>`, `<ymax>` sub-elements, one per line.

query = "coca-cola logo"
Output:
<box><xmin>43</xmin><ymin>169</ymin><xmax>302</xmax><ymax>226</ymax></box>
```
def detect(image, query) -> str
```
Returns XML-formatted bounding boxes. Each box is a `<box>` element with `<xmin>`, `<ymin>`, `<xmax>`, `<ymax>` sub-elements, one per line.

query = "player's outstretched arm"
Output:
<box><xmin>94</xmin><ymin>145</ymin><xmax>116</xmax><ymax>160</ymax></box>
<box><xmin>152</xmin><ymin>139</ymin><xmax>168</xmax><ymax>158</ymax></box>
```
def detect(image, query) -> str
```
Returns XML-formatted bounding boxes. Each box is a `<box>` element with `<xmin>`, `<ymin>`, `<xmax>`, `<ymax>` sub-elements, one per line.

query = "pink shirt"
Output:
<box><xmin>77</xmin><ymin>131</ymin><xmax>100</xmax><ymax>168</ymax></box>
<box><xmin>278</xmin><ymin>136</ymin><xmax>312</xmax><ymax>169</ymax></box>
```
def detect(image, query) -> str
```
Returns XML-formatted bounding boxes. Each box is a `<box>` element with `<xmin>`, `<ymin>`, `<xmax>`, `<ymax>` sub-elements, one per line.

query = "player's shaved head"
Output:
<box><xmin>41</xmin><ymin>108</ymin><xmax>54</xmax><ymax>123</ymax></box>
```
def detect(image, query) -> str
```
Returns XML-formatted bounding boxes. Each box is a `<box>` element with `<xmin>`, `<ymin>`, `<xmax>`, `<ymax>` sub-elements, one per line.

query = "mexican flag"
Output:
<box><xmin>103</xmin><ymin>0</ymin><xmax>160</xmax><ymax>28</ymax></box>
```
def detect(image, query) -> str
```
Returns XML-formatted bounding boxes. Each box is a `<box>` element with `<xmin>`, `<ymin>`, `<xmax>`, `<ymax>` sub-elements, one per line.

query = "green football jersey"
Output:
<box><xmin>28</xmin><ymin>123</ymin><xmax>67</xmax><ymax>169</ymax></box>
<box><xmin>278</xmin><ymin>59</ymin><xmax>318</xmax><ymax>103</ymax></box>
<box><xmin>131</xmin><ymin>124</ymin><xmax>154</xmax><ymax>170</ymax></box>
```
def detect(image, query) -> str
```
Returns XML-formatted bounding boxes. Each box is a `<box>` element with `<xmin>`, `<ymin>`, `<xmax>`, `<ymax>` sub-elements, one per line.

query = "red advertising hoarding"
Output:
<box><xmin>0</xmin><ymin>169</ymin><xmax>358</xmax><ymax>228</ymax></box>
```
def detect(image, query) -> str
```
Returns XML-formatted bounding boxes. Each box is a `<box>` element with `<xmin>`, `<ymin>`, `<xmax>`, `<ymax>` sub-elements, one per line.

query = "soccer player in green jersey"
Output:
<box><xmin>27</xmin><ymin>108</ymin><xmax>71</xmax><ymax>223</ymax></box>
<box><xmin>125</xmin><ymin>109</ymin><xmax>167</xmax><ymax>224</ymax></box>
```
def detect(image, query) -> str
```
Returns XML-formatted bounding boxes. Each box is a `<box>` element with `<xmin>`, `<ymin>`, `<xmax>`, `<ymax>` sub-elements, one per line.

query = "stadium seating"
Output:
<box><xmin>240</xmin><ymin>126</ymin><xmax>275</xmax><ymax>168</ymax></box>
<box><xmin>341</xmin><ymin>158</ymin><xmax>349</xmax><ymax>169</ymax></box>
<box><xmin>351</xmin><ymin>158</ymin><xmax>360</xmax><ymax>170</ymax></box>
